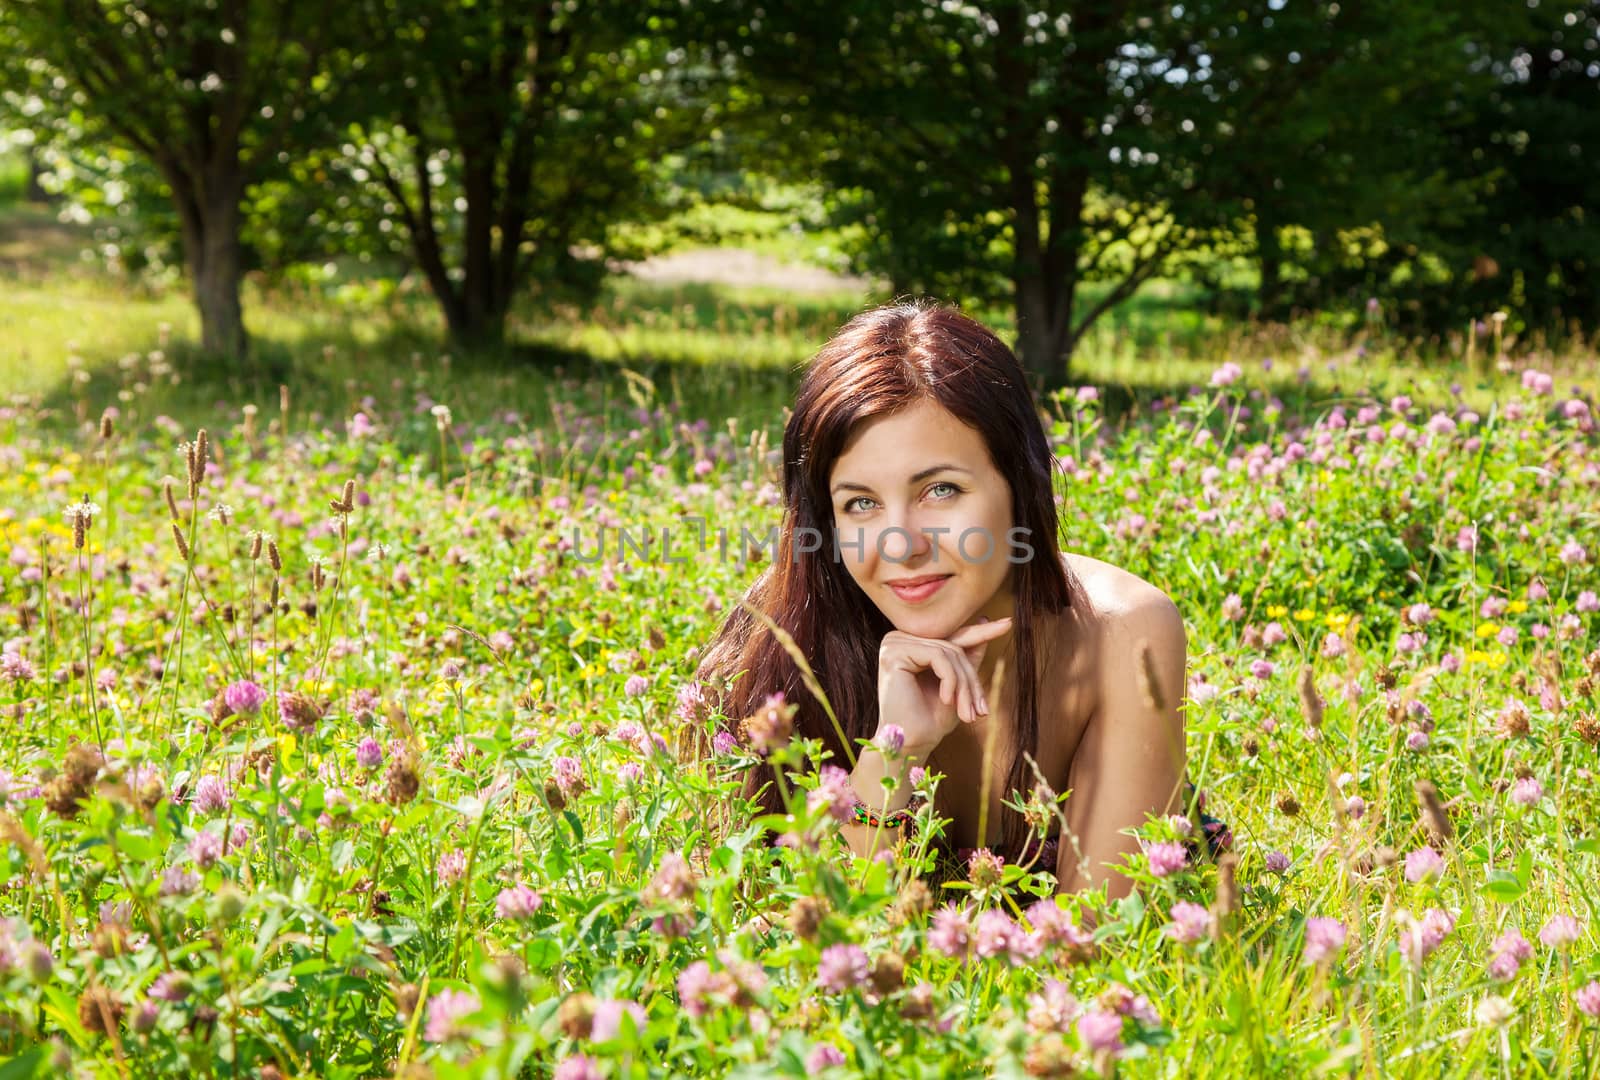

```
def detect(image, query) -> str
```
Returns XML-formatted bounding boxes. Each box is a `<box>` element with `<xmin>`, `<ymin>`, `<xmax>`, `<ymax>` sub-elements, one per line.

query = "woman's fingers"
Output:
<box><xmin>882</xmin><ymin>625</ymin><xmax>1005</xmax><ymax>725</ymax></box>
<box><xmin>949</xmin><ymin>643</ymin><xmax>988</xmax><ymax>717</ymax></box>
<box><xmin>922</xmin><ymin>648</ymin><xmax>968</xmax><ymax>722</ymax></box>
<box><xmin>946</xmin><ymin>616</ymin><xmax>1012</xmax><ymax>650</ymax></box>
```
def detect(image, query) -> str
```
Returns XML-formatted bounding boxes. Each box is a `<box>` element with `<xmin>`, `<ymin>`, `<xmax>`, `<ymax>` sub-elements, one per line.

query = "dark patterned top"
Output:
<box><xmin>943</xmin><ymin>780</ymin><xmax>1233</xmax><ymax>880</ymax></box>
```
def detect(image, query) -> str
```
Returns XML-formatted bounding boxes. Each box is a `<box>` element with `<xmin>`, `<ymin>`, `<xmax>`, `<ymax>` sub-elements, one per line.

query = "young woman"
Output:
<box><xmin>694</xmin><ymin>301</ymin><xmax>1228</xmax><ymax>898</ymax></box>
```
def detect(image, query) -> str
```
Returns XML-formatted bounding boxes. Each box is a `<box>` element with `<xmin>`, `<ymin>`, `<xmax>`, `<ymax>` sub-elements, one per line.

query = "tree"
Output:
<box><xmin>725</xmin><ymin>1</ymin><xmax>1501</xmax><ymax>382</ymax></box>
<box><xmin>1</xmin><ymin>0</ymin><xmax>353</xmax><ymax>359</ymax></box>
<box><xmin>312</xmin><ymin>0</ymin><xmax>714</xmax><ymax>349</ymax></box>
<box><xmin>1392</xmin><ymin>1</ymin><xmax>1599</xmax><ymax>336</ymax></box>
<box><xmin>1175</xmin><ymin>4</ymin><xmax>1495</xmax><ymax>322</ymax></box>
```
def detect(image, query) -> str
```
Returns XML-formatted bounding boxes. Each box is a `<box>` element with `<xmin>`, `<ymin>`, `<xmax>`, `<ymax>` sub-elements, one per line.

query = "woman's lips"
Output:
<box><xmin>888</xmin><ymin>575</ymin><xmax>951</xmax><ymax>603</ymax></box>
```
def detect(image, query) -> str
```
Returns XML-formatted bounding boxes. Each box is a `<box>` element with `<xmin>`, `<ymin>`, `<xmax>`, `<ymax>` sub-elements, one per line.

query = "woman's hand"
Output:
<box><xmin>876</xmin><ymin>615</ymin><xmax>1013</xmax><ymax>758</ymax></box>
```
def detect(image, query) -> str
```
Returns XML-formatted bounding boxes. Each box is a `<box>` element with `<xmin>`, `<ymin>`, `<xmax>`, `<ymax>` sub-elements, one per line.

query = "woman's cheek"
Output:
<box><xmin>835</xmin><ymin>522</ymin><xmax>876</xmax><ymax>573</ymax></box>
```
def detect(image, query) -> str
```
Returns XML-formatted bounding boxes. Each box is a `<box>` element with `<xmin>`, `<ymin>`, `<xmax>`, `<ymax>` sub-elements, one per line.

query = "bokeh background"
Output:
<box><xmin>2</xmin><ymin>0</ymin><xmax>1596</xmax><ymax>408</ymax></box>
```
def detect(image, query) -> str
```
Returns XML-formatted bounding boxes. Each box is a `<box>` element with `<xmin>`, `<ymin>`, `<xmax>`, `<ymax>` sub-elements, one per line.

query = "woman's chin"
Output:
<box><xmin>887</xmin><ymin>611</ymin><xmax>961</xmax><ymax>639</ymax></box>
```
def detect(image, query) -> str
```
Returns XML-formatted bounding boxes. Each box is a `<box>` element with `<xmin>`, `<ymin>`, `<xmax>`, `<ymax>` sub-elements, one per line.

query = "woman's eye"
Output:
<box><xmin>843</xmin><ymin>484</ymin><xmax>959</xmax><ymax>514</ymax></box>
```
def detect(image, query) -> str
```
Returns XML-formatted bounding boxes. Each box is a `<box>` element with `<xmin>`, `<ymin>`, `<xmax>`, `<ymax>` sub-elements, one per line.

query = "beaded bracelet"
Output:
<box><xmin>850</xmin><ymin>801</ymin><xmax>918</xmax><ymax>829</ymax></box>
<box><xmin>844</xmin><ymin>788</ymin><xmax>927</xmax><ymax>830</ymax></box>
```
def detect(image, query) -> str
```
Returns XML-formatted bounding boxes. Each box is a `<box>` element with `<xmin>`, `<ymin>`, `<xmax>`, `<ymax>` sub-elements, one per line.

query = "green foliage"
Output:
<box><xmin>717</xmin><ymin>0</ymin><xmax>1594</xmax><ymax>373</ymax></box>
<box><xmin>2</xmin><ymin>337</ymin><xmax>1600</xmax><ymax>1074</ymax></box>
<box><xmin>0</xmin><ymin>150</ymin><xmax>29</xmax><ymax>207</ymax></box>
<box><xmin>0</xmin><ymin>0</ymin><xmax>363</xmax><ymax>356</ymax></box>
<box><xmin>236</xmin><ymin>0</ymin><xmax>726</xmax><ymax>348</ymax></box>
<box><xmin>2</xmin><ymin>0</ymin><xmax>1597</xmax><ymax>368</ymax></box>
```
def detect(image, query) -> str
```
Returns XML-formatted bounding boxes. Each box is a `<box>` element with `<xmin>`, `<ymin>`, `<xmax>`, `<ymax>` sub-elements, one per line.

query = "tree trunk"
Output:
<box><xmin>194</xmin><ymin>196</ymin><xmax>248</xmax><ymax>359</ymax></box>
<box><xmin>460</xmin><ymin>157</ymin><xmax>498</xmax><ymax>342</ymax></box>
<box><xmin>24</xmin><ymin>145</ymin><xmax>50</xmax><ymax>203</ymax></box>
<box><xmin>1256</xmin><ymin>201</ymin><xmax>1285</xmax><ymax>321</ymax></box>
<box><xmin>194</xmin><ymin>238</ymin><xmax>246</xmax><ymax>358</ymax></box>
<box><xmin>444</xmin><ymin>295</ymin><xmax>508</xmax><ymax>349</ymax></box>
<box><xmin>1012</xmin><ymin>275</ymin><xmax>1074</xmax><ymax>392</ymax></box>
<box><xmin>171</xmin><ymin>163</ymin><xmax>249</xmax><ymax>359</ymax></box>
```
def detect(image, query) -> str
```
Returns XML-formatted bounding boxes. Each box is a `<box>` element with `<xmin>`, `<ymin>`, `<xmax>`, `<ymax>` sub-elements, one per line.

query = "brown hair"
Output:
<box><xmin>692</xmin><ymin>300</ymin><xmax>1084</xmax><ymax>857</ymax></box>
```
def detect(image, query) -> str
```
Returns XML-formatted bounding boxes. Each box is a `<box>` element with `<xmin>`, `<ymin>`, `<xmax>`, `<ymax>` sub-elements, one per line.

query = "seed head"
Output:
<box><xmin>1135</xmin><ymin>640</ymin><xmax>1167</xmax><ymax>712</ymax></box>
<box><xmin>889</xmin><ymin>877</ymin><xmax>933</xmax><ymax>926</ymax></box>
<box><xmin>1210</xmin><ymin>852</ymin><xmax>1240</xmax><ymax>934</ymax></box>
<box><xmin>44</xmin><ymin>775</ymin><xmax>85</xmax><ymax>818</ymax></box>
<box><xmin>1297</xmin><ymin>666</ymin><xmax>1324</xmax><ymax>728</ymax></box>
<box><xmin>77</xmin><ymin>986</ymin><xmax>124</xmax><ymax>1037</ymax></box>
<box><xmin>788</xmin><ymin>895</ymin><xmax>824</xmax><ymax>941</ymax></box>
<box><xmin>267</xmin><ymin>539</ymin><xmax>282</xmax><ymax>572</ymax></box>
<box><xmin>98</xmin><ymin>410</ymin><xmax>114</xmax><ymax>439</ymax></box>
<box><xmin>557</xmin><ymin>992</ymin><xmax>597</xmax><ymax>1040</ymax></box>
<box><xmin>542</xmin><ymin>777</ymin><xmax>568</xmax><ymax>811</ymax></box>
<box><xmin>277</xmin><ymin>691</ymin><xmax>324</xmax><ymax>733</ymax></box>
<box><xmin>1415</xmin><ymin>779</ymin><xmax>1454</xmax><ymax>843</ymax></box>
<box><xmin>738</xmin><ymin>692</ymin><xmax>796</xmax><ymax>756</ymax></box>
<box><xmin>870</xmin><ymin>951</ymin><xmax>906</xmax><ymax>996</ymax></box>
<box><xmin>383</xmin><ymin>751</ymin><xmax>420</xmax><ymax>805</ymax></box>
<box><xmin>1572</xmin><ymin>711</ymin><xmax>1600</xmax><ymax>745</ymax></box>
<box><xmin>64</xmin><ymin>497</ymin><xmax>99</xmax><ymax>549</ymax></box>
<box><xmin>163</xmin><ymin>477</ymin><xmax>181</xmax><ymax>521</ymax></box>
<box><xmin>171</xmin><ymin>522</ymin><xmax>191</xmax><ymax>561</ymax></box>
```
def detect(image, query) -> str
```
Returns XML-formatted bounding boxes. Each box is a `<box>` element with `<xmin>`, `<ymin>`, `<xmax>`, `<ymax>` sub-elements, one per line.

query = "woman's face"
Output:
<box><xmin>826</xmin><ymin>398</ymin><xmax>1017</xmax><ymax>637</ymax></box>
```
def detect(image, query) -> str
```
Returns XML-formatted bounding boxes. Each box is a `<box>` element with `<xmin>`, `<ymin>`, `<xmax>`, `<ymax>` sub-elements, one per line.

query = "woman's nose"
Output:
<box><xmin>877</xmin><ymin>509</ymin><xmax>934</xmax><ymax>565</ymax></box>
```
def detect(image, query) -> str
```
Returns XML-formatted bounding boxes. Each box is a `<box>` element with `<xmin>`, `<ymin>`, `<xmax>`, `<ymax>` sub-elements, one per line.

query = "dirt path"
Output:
<box><xmin>0</xmin><ymin>206</ymin><xmax>873</xmax><ymax>296</ymax></box>
<box><xmin>621</xmin><ymin>247</ymin><xmax>873</xmax><ymax>294</ymax></box>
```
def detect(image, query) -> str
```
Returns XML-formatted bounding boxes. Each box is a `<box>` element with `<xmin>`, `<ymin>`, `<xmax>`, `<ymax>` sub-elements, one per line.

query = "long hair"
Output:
<box><xmin>692</xmin><ymin>300</ymin><xmax>1084</xmax><ymax>858</ymax></box>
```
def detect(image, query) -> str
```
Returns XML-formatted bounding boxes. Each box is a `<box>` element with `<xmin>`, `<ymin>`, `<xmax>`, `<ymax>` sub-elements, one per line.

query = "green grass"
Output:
<box><xmin>3</xmin><ymin>206</ymin><xmax>1598</xmax><ymax>445</ymax></box>
<box><xmin>0</xmin><ymin>150</ymin><xmax>29</xmax><ymax>206</ymax></box>
<box><xmin>1</xmin><ymin>326</ymin><xmax>1599</xmax><ymax>1075</ymax></box>
<box><xmin>3</xmin><ymin>202</ymin><xmax>1600</xmax><ymax>1077</ymax></box>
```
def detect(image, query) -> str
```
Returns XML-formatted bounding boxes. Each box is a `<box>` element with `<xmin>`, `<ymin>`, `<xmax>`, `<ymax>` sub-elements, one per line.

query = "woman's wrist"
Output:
<box><xmin>849</xmin><ymin>747</ymin><xmax>917</xmax><ymax>814</ymax></box>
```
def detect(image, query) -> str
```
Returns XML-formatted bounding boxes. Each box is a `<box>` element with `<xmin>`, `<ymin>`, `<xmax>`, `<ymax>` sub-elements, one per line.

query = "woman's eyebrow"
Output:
<box><xmin>830</xmin><ymin>464</ymin><xmax>971</xmax><ymax>495</ymax></box>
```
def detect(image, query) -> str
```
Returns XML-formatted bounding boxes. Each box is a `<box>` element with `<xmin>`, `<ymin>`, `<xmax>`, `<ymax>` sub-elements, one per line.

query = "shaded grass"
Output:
<box><xmin>0</xmin><ymin>151</ymin><xmax>28</xmax><ymax>206</ymax></box>
<box><xmin>4</xmin><ymin>207</ymin><xmax>1599</xmax><ymax>452</ymax></box>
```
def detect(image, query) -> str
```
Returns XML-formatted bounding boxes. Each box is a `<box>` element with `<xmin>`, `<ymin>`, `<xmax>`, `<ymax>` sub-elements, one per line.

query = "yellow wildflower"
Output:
<box><xmin>1267</xmin><ymin>604</ymin><xmax>1288</xmax><ymax>618</ymax></box>
<box><xmin>1293</xmin><ymin>608</ymin><xmax>1315</xmax><ymax>623</ymax></box>
<box><xmin>1476</xmin><ymin>623</ymin><xmax>1499</xmax><ymax>639</ymax></box>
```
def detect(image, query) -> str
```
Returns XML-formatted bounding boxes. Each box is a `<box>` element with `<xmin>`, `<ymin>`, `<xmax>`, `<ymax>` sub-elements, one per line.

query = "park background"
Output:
<box><xmin>2</xmin><ymin>2</ymin><xmax>1600</xmax><ymax>1078</ymax></box>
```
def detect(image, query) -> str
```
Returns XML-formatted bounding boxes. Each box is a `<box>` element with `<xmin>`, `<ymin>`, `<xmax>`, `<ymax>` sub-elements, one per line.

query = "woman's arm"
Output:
<box><xmin>1056</xmin><ymin>592</ymin><xmax>1188</xmax><ymax>899</ymax></box>
<box><xmin>836</xmin><ymin>745</ymin><xmax>922</xmax><ymax>860</ymax></box>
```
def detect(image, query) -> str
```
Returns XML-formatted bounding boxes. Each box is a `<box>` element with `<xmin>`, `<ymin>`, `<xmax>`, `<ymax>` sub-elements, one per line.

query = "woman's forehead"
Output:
<box><xmin>831</xmin><ymin>403</ymin><xmax>990</xmax><ymax>478</ymax></box>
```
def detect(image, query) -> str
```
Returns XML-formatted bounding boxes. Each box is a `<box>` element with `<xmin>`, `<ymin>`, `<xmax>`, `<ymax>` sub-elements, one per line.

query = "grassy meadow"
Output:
<box><xmin>2</xmin><ymin>199</ymin><xmax>1600</xmax><ymax>1078</ymax></box>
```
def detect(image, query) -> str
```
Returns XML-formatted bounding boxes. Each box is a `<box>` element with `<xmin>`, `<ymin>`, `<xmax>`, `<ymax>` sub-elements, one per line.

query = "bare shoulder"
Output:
<box><xmin>1060</xmin><ymin>553</ymin><xmax>1186</xmax><ymax>702</ymax></box>
<box><xmin>1062</xmin><ymin>553</ymin><xmax>1182</xmax><ymax>626</ymax></box>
